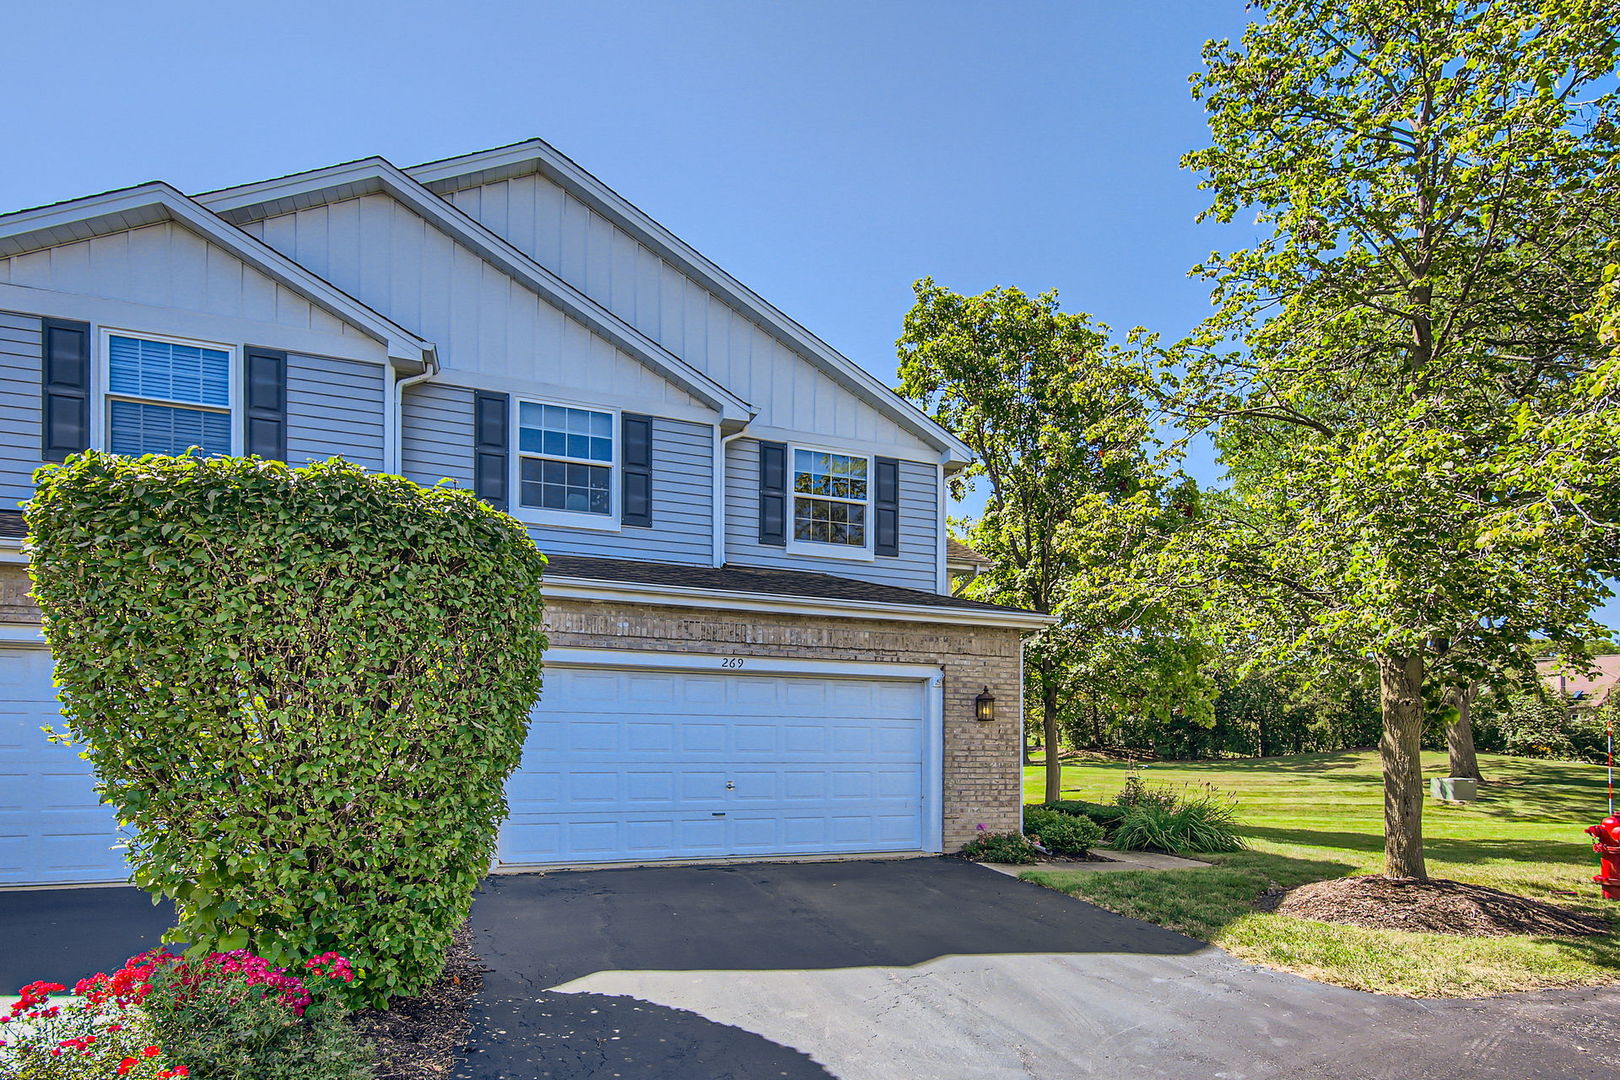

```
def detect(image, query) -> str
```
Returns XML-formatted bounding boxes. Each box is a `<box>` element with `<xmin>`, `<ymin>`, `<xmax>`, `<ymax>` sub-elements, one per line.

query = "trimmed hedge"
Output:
<box><xmin>27</xmin><ymin>453</ymin><xmax>548</xmax><ymax>1006</ymax></box>
<box><xmin>1045</xmin><ymin>800</ymin><xmax>1126</xmax><ymax>829</ymax></box>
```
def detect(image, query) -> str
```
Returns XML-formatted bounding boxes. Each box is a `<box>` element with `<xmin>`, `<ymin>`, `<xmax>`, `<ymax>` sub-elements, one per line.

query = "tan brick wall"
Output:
<box><xmin>543</xmin><ymin>598</ymin><xmax>1026</xmax><ymax>851</ymax></box>
<box><xmin>0</xmin><ymin>564</ymin><xmax>1027</xmax><ymax>850</ymax></box>
<box><xmin>0</xmin><ymin>562</ymin><xmax>37</xmax><ymax>624</ymax></box>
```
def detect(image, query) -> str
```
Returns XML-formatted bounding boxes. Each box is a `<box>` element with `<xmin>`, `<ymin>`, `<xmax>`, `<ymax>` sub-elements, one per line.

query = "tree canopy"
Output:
<box><xmin>1169</xmin><ymin>0</ymin><xmax>1620</xmax><ymax>878</ymax></box>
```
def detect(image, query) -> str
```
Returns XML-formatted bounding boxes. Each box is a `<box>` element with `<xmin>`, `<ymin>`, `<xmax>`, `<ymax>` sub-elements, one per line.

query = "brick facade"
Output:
<box><xmin>0</xmin><ymin>562</ymin><xmax>1027</xmax><ymax>852</ymax></box>
<box><xmin>543</xmin><ymin>598</ymin><xmax>1026</xmax><ymax>850</ymax></box>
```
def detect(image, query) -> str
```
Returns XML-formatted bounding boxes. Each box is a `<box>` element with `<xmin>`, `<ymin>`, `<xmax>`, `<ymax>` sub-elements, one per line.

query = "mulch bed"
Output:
<box><xmin>1256</xmin><ymin>876</ymin><xmax>1611</xmax><ymax>938</ymax></box>
<box><xmin>348</xmin><ymin>923</ymin><xmax>485</xmax><ymax>1079</ymax></box>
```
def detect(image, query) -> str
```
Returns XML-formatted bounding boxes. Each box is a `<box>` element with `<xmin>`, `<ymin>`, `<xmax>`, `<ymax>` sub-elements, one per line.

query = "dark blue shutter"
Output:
<box><xmin>758</xmin><ymin>441</ymin><xmax>787</xmax><ymax>546</ymax></box>
<box><xmin>473</xmin><ymin>391</ymin><xmax>509</xmax><ymax>509</ymax></box>
<box><xmin>244</xmin><ymin>347</ymin><xmax>287</xmax><ymax>460</ymax></box>
<box><xmin>874</xmin><ymin>456</ymin><xmax>899</xmax><ymax>556</ymax></box>
<box><xmin>41</xmin><ymin>319</ymin><xmax>90</xmax><ymax>462</ymax></box>
<box><xmin>621</xmin><ymin>413</ymin><xmax>653</xmax><ymax>527</ymax></box>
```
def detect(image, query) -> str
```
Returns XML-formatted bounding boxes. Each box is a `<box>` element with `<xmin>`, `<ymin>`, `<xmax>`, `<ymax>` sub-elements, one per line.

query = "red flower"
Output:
<box><xmin>143</xmin><ymin>1045</ymin><xmax>163</xmax><ymax>1057</ymax></box>
<box><xmin>118</xmin><ymin>1057</ymin><xmax>139</xmax><ymax>1076</ymax></box>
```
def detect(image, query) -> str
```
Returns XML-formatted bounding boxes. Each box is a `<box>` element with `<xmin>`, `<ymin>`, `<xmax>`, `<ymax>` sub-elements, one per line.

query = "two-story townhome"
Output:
<box><xmin>0</xmin><ymin>141</ymin><xmax>1048</xmax><ymax>888</ymax></box>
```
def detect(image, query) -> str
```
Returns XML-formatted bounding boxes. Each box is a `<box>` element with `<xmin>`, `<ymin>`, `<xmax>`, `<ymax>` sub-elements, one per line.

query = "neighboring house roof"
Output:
<box><xmin>405</xmin><ymin>139</ymin><xmax>974</xmax><ymax>467</ymax></box>
<box><xmin>1536</xmin><ymin>654</ymin><xmax>1620</xmax><ymax>708</ymax></box>
<box><xmin>194</xmin><ymin>158</ymin><xmax>754</xmax><ymax>428</ymax></box>
<box><xmin>945</xmin><ymin>539</ymin><xmax>994</xmax><ymax>571</ymax></box>
<box><xmin>0</xmin><ymin>182</ymin><xmax>436</xmax><ymax>367</ymax></box>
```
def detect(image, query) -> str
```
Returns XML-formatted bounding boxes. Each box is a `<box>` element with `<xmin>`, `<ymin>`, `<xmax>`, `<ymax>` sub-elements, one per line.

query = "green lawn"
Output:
<box><xmin>1020</xmin><ymin>751</ymin><xmax>1620</xmax><ymax>996</ymax></box>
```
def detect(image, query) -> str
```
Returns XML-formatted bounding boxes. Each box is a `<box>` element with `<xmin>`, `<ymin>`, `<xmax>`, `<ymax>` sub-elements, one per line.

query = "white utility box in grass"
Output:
<box><xmin>1430</xmin><ymin>777</ymin><xmax>1479</xmax><ymax>802</ymax></box>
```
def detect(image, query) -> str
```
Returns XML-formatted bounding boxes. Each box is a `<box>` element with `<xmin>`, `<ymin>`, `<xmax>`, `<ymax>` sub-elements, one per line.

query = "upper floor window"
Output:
<box><xmin>792</xmin><ymin>449</ymin><xmax>868</xmax><ymax>547</ymax></box>
<box><xmin>104</xmin><ymin>333</ymin><xmax>233</xmax><ymax>456</ymax></box>
<box><xmin>517</xmin><ymin>401</ymin><xmax>614</xmax><ymax>517</ymax></box>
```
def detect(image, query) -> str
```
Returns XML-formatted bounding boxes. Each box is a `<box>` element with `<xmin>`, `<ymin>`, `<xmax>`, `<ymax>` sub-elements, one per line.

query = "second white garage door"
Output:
<box><xmin>499</xmin><ymin>655</ymin><xmax>939</xmax><ymax>866</ymax></box>
<box><xmin>0</xmin><ymin>643</ymin><xmax>129</xmax><ymax>886</ymax></box>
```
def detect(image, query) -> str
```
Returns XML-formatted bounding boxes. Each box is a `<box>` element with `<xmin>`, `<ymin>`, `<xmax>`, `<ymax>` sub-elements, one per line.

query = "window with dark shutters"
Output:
<box><xmin>41</xmin><ymin>319</ymin><xmax>90</xmax><ymax>462</ymax></box>
<box><xmin>873</xmin><ymin>456</ymin><xmax>900</xmax><ymax>556</ymax></box>
<box><xmin>758</xmin><ymin>440</ymin><xmax>787</xmax><ymax>545</ymax></box>
<box><xmin>243</xmin><ymin>347</ymin><xmax>287</xmax><ymax>461</ymax></box>
<box><xmin>621</xmin><ymin>414</ymin><xmax>653</xmax><ymax>527</ymax></box>
<box><xmin>473</xmin><ymin>391</ymin><xmax>510</xmax><ymax>509</ymax></box>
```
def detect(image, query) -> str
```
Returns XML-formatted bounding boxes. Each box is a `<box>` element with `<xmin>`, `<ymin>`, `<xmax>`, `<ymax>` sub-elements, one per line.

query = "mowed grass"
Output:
<box><xmin>1020</xmin><ymin>751</ymin><xmax>1620</xmax><ymax>996</ymax></box>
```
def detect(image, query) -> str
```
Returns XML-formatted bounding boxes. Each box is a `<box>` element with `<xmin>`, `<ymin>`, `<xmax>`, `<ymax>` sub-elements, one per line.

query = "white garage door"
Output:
<box><xmin>0</xmin><ymin>644</ymin><xmax>129</xmax><ymax>886</ymax></box>
<box><xmin>499</xmin><ymin>656</ymin><xmax>939</xmax><ymax>866</ymax></box>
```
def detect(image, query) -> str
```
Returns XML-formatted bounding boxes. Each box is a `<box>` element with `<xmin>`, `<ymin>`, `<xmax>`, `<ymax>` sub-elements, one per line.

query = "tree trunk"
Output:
<box><xmin>1043</xmin><ymin>678</ymin><xmax>1062</xmax><ymax>804</ymax></box>
<box><xmin>1378</xmin><ymin>651</ymin><xmax>1428</xmax><ymax>880</ymax></box>
<box><xmin>1090</xmin><ymin>699</ymin><xmax>1102</xmax><ymax>749</ymax></box>
<box><xmin>1445</xmin><ymin>683</ymin><xmax>1482</xmax><ymax>781</ymax></box>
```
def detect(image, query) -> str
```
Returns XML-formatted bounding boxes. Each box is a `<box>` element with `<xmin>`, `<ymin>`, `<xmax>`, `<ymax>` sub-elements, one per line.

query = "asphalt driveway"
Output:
<box><xmin>6</xmin><ymin>860</ymin><xmax>1617</xmax><ymax>1079</ymax></box>
<box><xmin>457</xmin><ymin>857</ymin><xmax>1620</xmax><ymax>1080</ymax></box>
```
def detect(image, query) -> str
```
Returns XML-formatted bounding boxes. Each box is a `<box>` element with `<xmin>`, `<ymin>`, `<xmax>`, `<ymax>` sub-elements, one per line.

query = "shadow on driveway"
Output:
<box><xmin>0</xmin><ymin>886</ymin><xmax>173</xmax><ymax>989</ymax></box>
<box><xmin>453</xmin><ymin>856</ymin><xmax>1208</xmax><ymax>1080</ymax></box>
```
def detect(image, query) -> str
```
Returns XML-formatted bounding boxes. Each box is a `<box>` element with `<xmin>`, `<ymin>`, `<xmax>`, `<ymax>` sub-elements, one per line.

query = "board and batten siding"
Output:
<box><xmin>401</xmin><ymin>382</ymin><xmax>715</xmax><ymax>565</ymax></box>
<box><xmin>285</xmin><ymin>354</ymin><xmax>386</xmax><ymax>470</ymax></box>
<box><xmin>724</xmin><ymin>438</ymin><xmax>940</xmax><ymax>593</ymax></box>
<box><xmin>440</xmin><ymin>176</ymin><xmax>936</xmax><ymax>456</ymax></box>
<box><xmin>240</xmin><ymin>196</ymin><xmax>707</xmax><ymax>419</ymax></box>
<box><xmin>0</xmin><ymin>222</ymin><xmax>369</xmax><ymax>341</ymax></box>
<box><xmin>0</xmin><ymin>311</ymin><xmax>42</xmax><ymax>508</ymax></box>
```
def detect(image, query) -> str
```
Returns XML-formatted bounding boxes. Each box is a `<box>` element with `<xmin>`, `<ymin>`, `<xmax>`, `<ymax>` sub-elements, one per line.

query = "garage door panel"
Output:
<box><xmin>500</xmin><ymin>665</ymin><xmax>931</xmax><ymax>866</ymax></box>
<box><xmin>0</xmin><ymin>647</ymin><xmax>131</xmax><ymax>886</ymax></box>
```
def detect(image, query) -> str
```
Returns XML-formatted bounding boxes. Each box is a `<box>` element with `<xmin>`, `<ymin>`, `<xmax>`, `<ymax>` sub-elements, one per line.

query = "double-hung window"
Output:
<box><xmin>104</xmin><ymin>333</ymin><xmax>233</xmax><ymax>456</ymax></box>
<box><xmin>792</xmin><ymin>449</ymin><xmax>870</xmax><ymax>549</ymax></box>
<box><xmin>516</xmin><ymin>401</ymin><xmax>615</xmax><ymax>519</ymax></box>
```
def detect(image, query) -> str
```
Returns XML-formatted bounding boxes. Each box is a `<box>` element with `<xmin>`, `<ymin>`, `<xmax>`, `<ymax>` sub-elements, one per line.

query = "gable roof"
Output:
<box><xmin>405</xmin><ymin>139</ymin><xmax>974</xmax><ymax>467</ymax></box>
<box><xmin>946</xmin><ymin>538</ymin><xmax>995</xmax><ymax>570</ymax></box>
<box><xmin>194</xmin><ymin>158</ymin><xmax>754</xmax><ymax>428</ymax></box>
<box><xmin>0</xmin><ymin>182</ymin><xmax>436</xmax><ymax>367</ymax></box>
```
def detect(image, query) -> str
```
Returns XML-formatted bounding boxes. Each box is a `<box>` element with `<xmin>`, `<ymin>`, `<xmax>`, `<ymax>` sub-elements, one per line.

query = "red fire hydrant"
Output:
<box><xmin>1585</xmin><ymin>816</ymin><xmax>1620</xmax><ymax>900</ymax></box>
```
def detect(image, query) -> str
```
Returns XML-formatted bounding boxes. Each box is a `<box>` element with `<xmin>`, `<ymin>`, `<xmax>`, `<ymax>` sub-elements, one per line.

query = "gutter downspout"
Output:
<box><xmin>713</xmin><ymin>426</ymin><xmax>751</xmax><ymax>567</ymax></box>
<box><xmin>388</xmin><ymin>346</ymin><xmax>441</xmax><ymax>475</ymax></box>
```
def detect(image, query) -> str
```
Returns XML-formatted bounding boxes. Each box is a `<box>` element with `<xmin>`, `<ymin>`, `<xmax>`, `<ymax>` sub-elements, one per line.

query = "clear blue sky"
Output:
<box><xmin>4</xmin><ymin>1</ymin><xmax>1612</xmax><ymax>626</ymax></box>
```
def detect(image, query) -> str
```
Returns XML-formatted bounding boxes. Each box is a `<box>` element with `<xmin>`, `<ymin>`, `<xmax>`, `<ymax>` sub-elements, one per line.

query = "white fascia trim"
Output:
<box><xmin>195</xmin><ymin>161</ymin><xmax>755</xmax><ymax>428</ymax></box>
<box><xmin>546</xmin><ymin>645</ymin><xmax>943</xmax><ymax>682</ymax></box>
<box><xmin>405</xmin><ymin>141</ymin><xmax>971</xmax><ymax>466</ymax></box>
<box><xmin>0</xmin><ymin>183</ymin><xmax>434</xmax><ymax>367</ymax></box>
<box><xmin>542</xmin><ymin>574</ymin><xmax>1055</xmax><ymax>630</ymax></box>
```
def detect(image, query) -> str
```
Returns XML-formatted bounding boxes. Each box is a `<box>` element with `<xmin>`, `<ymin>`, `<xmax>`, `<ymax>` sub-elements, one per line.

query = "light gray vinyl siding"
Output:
<box><xmin>285</xmin><ymin>354</ymin><xmax>386</xmax><ymax>470</ymax></box>
<box><xmin>0</xmin><ymin>311</ymin><xmax>41</xmax><ymax>508</ymax></box>
<box><xmin>725</xmin><ymin>439</ymin><xmax>940</xmax><ymax>592</ymax></box>
<box><xmin>401</xmin><ymin>381</ymin><xmax>476</xmax><ymax>488</ymax></box>
<box><xmin>400</xmin><ymin>382</ymin><xmax>714</xmax><ymax>565</ymax></box>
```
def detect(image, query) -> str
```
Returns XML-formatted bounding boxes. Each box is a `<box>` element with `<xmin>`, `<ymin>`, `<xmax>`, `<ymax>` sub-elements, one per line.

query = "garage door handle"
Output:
<box><xmin>725</xmin><ymin>781</ymin><xmax>736</xmax><ymax>790</ymax></box>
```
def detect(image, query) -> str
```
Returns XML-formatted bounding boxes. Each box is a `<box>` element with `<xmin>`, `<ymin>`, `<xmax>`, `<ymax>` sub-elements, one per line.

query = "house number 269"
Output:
<box><xmin>720</xmin><ymin>657</ymin><xmax>746</xmax><ymax>669</ymax></box>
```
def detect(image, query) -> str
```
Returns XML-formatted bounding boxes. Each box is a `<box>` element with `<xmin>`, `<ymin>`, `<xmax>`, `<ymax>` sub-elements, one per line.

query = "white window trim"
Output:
<box><xmin>785</xmin><ymin>443</ymin><xmax>876</xmax><ymax>562</ymax></box>
<box><xmin>93</xmin><ymin>327</ymin><xmax>241</xmax><ymax>456</ymax></box>
<box><xmin>510</xmin><ymin>396</ymin><xmax>623</xmax><ymax>532</ymax></box>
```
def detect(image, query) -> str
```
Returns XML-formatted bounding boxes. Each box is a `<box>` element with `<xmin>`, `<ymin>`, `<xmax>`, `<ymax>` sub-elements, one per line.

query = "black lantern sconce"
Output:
<box><xmin>975</xmin><ymin>686</ymin><xmax>996</xmax><ymax>722</ymax></box>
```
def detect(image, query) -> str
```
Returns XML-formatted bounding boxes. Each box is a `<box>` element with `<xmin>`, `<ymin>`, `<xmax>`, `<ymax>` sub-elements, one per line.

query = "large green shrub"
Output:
<box><xmin>1022</xmin><ymin>806</ymin><xmax>1105</xmax><ymax>856</ymax></box>
<box><xmin>27</xmin><ymin>453</ymin><xmax>548</xmax><ymax>1006</ymax></box>
<box><xmin>1045</xmin><ymin>800</ymin><xmax>1126</xmax><ymax>829</ymax></box>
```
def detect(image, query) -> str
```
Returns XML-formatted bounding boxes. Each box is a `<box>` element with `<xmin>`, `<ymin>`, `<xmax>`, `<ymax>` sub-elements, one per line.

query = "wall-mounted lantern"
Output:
<box><xmin>975</xmin><ymin>686</ymin><xmax>996</xmax><ymax>722</ymax></box>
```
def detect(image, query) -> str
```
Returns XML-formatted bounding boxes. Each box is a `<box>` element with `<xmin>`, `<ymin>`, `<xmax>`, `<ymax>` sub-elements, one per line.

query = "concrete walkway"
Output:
<box><xmin>456</xmin><ymin>857</ymin><xmax>1620</xmax><ymax>1080</ymax></box>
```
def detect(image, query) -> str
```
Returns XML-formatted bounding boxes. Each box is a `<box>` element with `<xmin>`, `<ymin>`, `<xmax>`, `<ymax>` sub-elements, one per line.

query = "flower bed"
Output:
<box><xmin>2</xmin><ymin>949</ymin><xmax>370</xmax><ymax>1079</ymax></box>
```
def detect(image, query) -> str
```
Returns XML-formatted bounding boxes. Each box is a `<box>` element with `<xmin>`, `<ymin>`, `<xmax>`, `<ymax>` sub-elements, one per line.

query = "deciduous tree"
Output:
<box><xmin>1171</xmin><ymin>0</ymin><xmax>1620</xmax><ymax>879</ymax></box>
